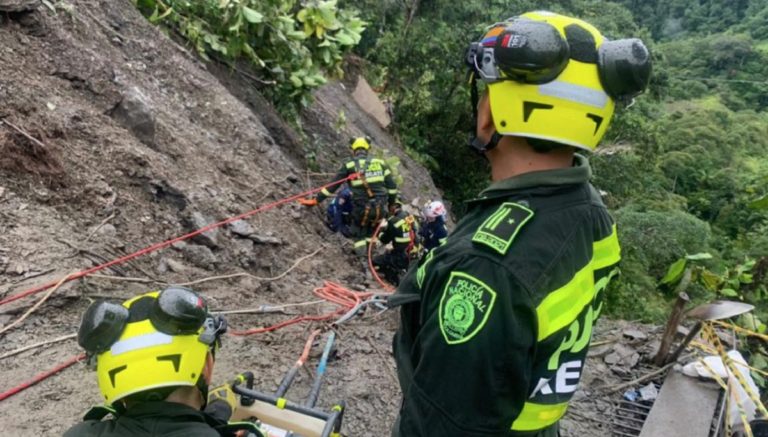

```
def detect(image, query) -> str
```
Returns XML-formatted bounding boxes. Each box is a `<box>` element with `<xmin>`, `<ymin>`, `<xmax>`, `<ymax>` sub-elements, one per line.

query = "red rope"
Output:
<box><xmin>229</xmin><ymin>281</ymin><xmax>379</xmax><ymax>336</ymax></box>
<box><xmin>298</xmin><ymin>329</ymin><xmax>322</xmax><ymax>366</ymax></box>
<box><xmin>0</xmin><ymin>353</ymin><xmax>85</xmax><ymax>402</ymax></box>
<box><xmin>0</xmin><ymin>175</ymin><xmax>356</xmax><ymax>307</ymax></box>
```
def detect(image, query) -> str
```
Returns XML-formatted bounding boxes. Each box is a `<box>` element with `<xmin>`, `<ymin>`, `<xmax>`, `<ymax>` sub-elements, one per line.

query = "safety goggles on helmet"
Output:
<box><xmin>466</xmin><ymin>17</ymin><xmax>651</xmax><ymax>102</ymax></box>
<box><xmin>78</xmin><ymin>286</ymin><xmax>227</xmax><ymax>356</ymax></box>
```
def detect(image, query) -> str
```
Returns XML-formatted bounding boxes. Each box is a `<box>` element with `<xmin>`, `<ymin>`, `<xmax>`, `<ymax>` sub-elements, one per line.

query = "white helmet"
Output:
<box><xmin>423</xmin><ymin>200</ymin><xmax>446</xmax><ymax>221</ymax></box>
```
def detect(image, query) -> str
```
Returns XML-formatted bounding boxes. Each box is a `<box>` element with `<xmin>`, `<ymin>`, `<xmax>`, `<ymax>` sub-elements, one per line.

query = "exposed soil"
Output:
<box><xmin>0</xmin><ymin>2</ymin><xmax>662</xmax><ymax>437</ymax></box>
<box><xmin>0</xmin><ymin>2</ymin><xmax>427</xmax><ymax>435</ymax></box>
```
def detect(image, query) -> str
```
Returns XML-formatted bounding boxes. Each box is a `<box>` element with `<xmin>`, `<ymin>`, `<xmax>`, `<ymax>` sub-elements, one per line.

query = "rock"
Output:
<box><xmin>145</xmin><ymin>179</ymin><xmax>188</xmax><ymax>210</ymax></box>
<box><xmin>156</xmin><ymin>258</ymin><xmax>169</xmax><ymax>274</ymax></box>
<box><xmin>165</xmin><ymin>258</ymin><xmax>187</xmax><ymax>273</ymax></box>
<box><xmin>0</xmin><ymin>0</ymin><xmax>38</xmax><ymax>12</ymax></box>
<box><xmin>229</xmin><ymin>220</ymin><xmax>254</xmax><ymax>238</ymax></box>
<box><xmin>640</xmin><ymin>339</ymin><xmax>662</xmax><ymax>356</ymax></box>
<box><xmin>250</xmin><ymin>234</ymin><xmax>282</xmax><ymax>245</ymax></box>
<box><xmin>110</xmin><ymin>86</ymin><xmax>156</xmax><ymax>146</ymax></box>
<box><xmin>186</xmin><ymin>212</ymin><xmax>220</xmax><ymax>248</ymax></box>
<box><xmin>622</xmin><ymin>329</ymin><xmax>648</xmax><ymax>341</ymax></box>
<box><xmin>181</xmin><ymin>244</ymin><xmax>217</xmax><ymax>270</ymax></box>
<box><xmin>587</xmin><ymin>344</ymin><xmax>613</xmax><ymax>358</ymax></box>
<box><xmin>171</xmin><ymin>241</ymin><xmax>187</xmax><ymax>251</ymax></box>
<box><xmin>8</xmin><ymin>261</ymin><xmax>27</xmax><ymax>276</ymax></box>
<box><xmin>604</xmin><ymin>343</ymin><xmax>640</xmax><ymax>369</ymax></box>
<box><xmin>96</xmin><ymin>223</ymin><xmax>117</xmax><ymax>239</ymax></box>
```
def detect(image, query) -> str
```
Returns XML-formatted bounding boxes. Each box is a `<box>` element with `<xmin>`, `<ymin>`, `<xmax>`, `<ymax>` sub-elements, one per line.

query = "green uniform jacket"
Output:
<box><xmin>391</xmin><ymin>156</ymin><xmax>620</xmax><ymax>436</ymax></box>
<box><xmin>316</xmin><ymin>151</ymin><xmax>398</xmax><ymax>204</ymax></box>
<box><xmin>63</xmin><ymin>401</ymin><xmax>220</xmax><ymax>437</ymax></box>
<box><xmin>379</xmin><ymin>209</ymin><xmax>419</xmax><ymax>255</ymax></box>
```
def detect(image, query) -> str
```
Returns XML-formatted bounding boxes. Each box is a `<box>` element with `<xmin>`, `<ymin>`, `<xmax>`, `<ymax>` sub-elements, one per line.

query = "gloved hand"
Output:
<box><xmin>298</xmin><ymin>197</ymin><xmax>318</xmax><ymax>207</ymax></box>
<box><xmin>205</xmin><ymin>381</ymin><xmax>238</xmax><ymax>422</ymax></box>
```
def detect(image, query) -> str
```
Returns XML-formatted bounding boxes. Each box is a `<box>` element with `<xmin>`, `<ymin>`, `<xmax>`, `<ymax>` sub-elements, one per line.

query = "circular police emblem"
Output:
<box><xmin>439</xmin><ymin>272</ymin><xmax>497</xmax><ymax>345</ymax></box>
<box><xmin>444</xmin><ymin>294</ymin><xmax>475</xmax><ymax>335</ymax></box>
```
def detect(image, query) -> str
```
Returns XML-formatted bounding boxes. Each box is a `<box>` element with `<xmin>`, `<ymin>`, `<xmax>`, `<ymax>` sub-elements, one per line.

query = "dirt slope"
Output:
<box><xmin>0</xmin><ymin>2</ymin><xmax>663</xmax><ymax>437</ymax></box>
<box><xmin>0</xmin><ymin>1</ymin><xmax>445</xmax><ymax>435</ymax></box>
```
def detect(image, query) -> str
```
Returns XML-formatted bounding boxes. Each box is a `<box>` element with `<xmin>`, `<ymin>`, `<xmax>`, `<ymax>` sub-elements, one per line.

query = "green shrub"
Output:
<box><xmin>134</xmin><ymin>0</ymin><xmax>365</xmax><ymax>111</ymax></box>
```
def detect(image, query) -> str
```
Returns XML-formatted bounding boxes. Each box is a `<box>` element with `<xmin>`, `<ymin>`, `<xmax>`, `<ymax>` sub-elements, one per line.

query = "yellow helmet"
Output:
<box><xmin>350</xmin><ymin>136</ymin><xmax>371</xmax><ymax>151</ymax></box>
<box><xmin>466</xmin><ymin>11</ymin><xmax>651</xmax><ymax>152</ymax></box>
<box><xmin>77</xmin><ymin>287</ymin><xmax>227</xmax><ymax>405</ymax></box>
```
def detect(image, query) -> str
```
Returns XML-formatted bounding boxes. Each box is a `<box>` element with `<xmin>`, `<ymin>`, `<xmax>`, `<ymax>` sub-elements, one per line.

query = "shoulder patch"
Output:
<box><xmin>439</xmin><ymin>272</ymin><xmax>497</xmax><ymax>345</ymax></box>
<box><xmin>472</xmin><ymin>202</ymin><xmax>534</xmax><ymax>255</ymax></box>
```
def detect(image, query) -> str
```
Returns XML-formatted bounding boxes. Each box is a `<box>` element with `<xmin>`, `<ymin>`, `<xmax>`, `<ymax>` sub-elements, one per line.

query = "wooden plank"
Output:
<box><xmin>233</xmin><ymin>399</ymin><xmax>329</xmax><ymax>437</ymax></box>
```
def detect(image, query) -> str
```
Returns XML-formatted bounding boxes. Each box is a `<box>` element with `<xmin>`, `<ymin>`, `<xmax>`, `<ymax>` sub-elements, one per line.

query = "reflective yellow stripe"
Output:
<box><xmin>320</xmin><ymin>188</ymin><xmax>332</xmax><ymax>196</ymax></box>
<box><xmin>388</xmin><ymin>189</ymin><xmax>398</xmax><ymax>194</ymax></box>
<box><xmin>511</xmin><ymin>401</ymin><xmax>568</xmax><ymax>431</ymax></box>
<box><xmin>346</xmin><ymin>162</ymin><xmax>355</xmax><ymax>169</ymax></box>
<box><xmin>393</xmin><ymin>219</ymin><xmax>405</xmax><ymax>228</ymax></box>
<box><xmin>351</xmin><ymin>180</ymin><xmax>363</xmax><ymax>187</ymax></box>
<box><xmin>395</xmin><ymin>237</ymin><xmax>411</xmax><ymax>243</ymax></box>
<box><xmin>384</xmin><ymin>169</ymin><xmax>392</xmax><ymax>176</ymax></box>
<box><xmin>536</xmin><ymin>225</ymin><xmax>620</xmax><ymax>341</ymax></box>
<box><xmin>592</xmin><ymin>224</ymin><xmax>620</xmax><ymax>270</ymax></box>
<box><xmin>354</xmin><ymin>240</ymin><xmax>368</xmax><ymax>248</ymax></box>
<box><xmin>536</xmin><ymin>264</ymin><xmax>594</xmax><ymax>341</ymax></box>
<box><xmin>367</xmin><ymin>176</ymin><xmax>385</xmax><ymax>183</ymax></box>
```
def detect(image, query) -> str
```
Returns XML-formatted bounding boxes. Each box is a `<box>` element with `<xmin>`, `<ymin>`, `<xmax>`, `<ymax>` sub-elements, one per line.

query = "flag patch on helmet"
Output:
<box><xmin>472</xmin><ymin>202</ymin><xmax>534</xmax><ymax>255</ymax></box>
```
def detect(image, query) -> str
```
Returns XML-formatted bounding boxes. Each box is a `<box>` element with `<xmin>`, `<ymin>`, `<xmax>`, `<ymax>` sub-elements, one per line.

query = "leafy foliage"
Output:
<box><xmin>134</xmin><ymin>0</ymin><xmax>365</xmax><ymax>110</ymax></box>
<box><xmin>347</xmin><ymin>0</ymin><xmax>768</xmax><ymax>322</ymax></box>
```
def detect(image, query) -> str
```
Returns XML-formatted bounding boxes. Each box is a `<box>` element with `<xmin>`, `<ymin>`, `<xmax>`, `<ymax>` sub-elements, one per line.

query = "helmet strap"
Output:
<box><xmin>196</xmin><ymin>376</ymin><xmax>210</xmax><ymax>409</ymax></box>
<box><xmin>467</xmin><ymin>69</ymin><xmax>503</xmax><ymax>155</ymax></box>
<box><xmin>468</xmin><ymin>131</ymin><xmax>503</xmax><ymax>155</ymax></box>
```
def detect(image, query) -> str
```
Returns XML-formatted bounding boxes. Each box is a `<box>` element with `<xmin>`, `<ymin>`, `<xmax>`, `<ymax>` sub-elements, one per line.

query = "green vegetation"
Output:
<box><xmin>133</xmin><ymin>1</ymin><xmax>768</xmax><ymax>326</ymax></box>
<box><xmin>134</xmin><ymin>0</ymin><xmax>365</xmax><ymax>112</ymax></box>
<box><xmin>344</xmin><ymin>0</ymin><xmax>768</xmax><ymax>323</ymax></box>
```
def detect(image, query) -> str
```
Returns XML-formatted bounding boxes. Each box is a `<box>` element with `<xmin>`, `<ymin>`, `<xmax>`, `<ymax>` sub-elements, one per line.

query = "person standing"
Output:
<box><xmin>390</xmin><ymin>11</ymin><xmax>650</xmax><ymax>436</ymax></box>
<box><xmin>305</xmin><ymin>137</ymin><xmax>398</xmax><ymax>266</ymax></box>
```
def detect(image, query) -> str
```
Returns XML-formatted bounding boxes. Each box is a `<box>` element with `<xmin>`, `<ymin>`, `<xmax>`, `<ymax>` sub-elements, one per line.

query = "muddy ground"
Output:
<box><xmin>0</xmin><ymin>2</ymin><xmax>663</xmax><ymax>436</ymax></box>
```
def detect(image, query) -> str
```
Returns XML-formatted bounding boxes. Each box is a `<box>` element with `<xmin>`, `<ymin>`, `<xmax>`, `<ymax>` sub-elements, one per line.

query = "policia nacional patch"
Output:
<box><xmin>472</xmin><ymin>202</ymin><xmax>534</xmax><ymax>255</ymax></box>
<box><xmin>439</xmin><ymin>272</ymin><xmax>497</xmax><ymax>345</ymax></box>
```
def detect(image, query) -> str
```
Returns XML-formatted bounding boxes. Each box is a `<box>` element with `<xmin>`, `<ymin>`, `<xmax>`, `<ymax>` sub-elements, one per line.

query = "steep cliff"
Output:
<box><xmin>0</xmin><ymin>1</ymin><xmax>443</xmax><ymax>434</ymax></box>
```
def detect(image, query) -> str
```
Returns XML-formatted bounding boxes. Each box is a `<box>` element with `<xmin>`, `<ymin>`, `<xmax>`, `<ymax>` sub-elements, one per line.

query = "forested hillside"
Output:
<box><xmin>127</xmin><ymin>0</ymin><xmax>768</xmax><ymax>324</ymax></box>
<box><xmin>338</xmin><ymin>0</ymin><xmax>768</xmax><ymax>323</ymax></box>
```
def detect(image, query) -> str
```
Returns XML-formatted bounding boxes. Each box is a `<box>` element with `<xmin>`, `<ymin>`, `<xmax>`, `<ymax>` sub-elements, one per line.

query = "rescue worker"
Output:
<box><xmin>372</xmin><ymin>200</ymin><xmax>421</xmax><ymax>286</ymax></box>
<box><xmin>305</xmin><ymin>137</ymin><xmax>398</xmax><ymax>262</ymax></box>
<box><xmin>65</xmin><ymin>287</ymin><xmax>262</xmax><ymax>437</ymax></box>
<box><xmin>419</xmin><ymin>200</ymin><xmax>448</xmax><ymax>251</ymax></box>
<box><xmin>325</xmin><ymin>186</ymin><xmax>353</xmax><ymax>237</ymax></box>
<box><xmin>390</xmin><ymin>11</ymin><xmax>650</xmax><ymax>436</ymax></box>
